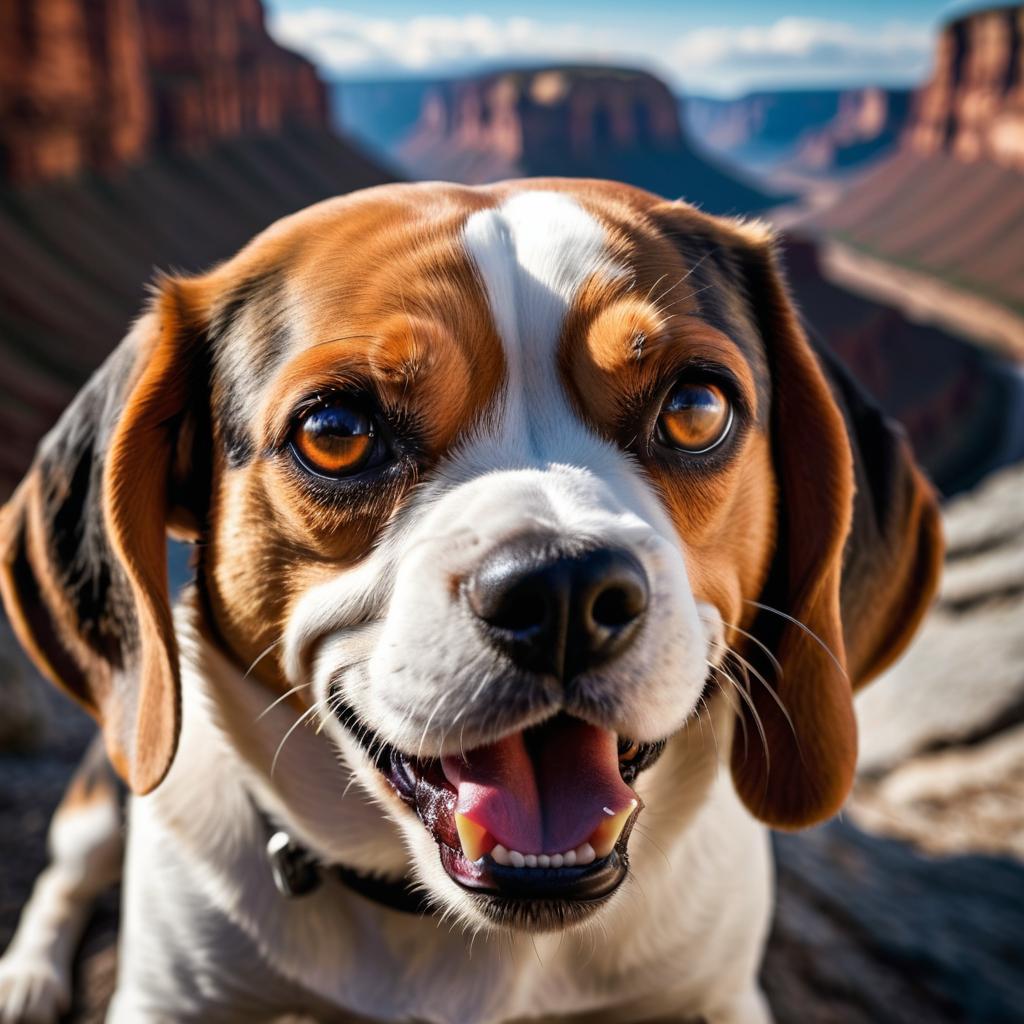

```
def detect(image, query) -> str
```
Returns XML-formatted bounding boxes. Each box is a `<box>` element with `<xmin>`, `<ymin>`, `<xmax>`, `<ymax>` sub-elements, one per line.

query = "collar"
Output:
<box><xmin>254</xmin><ymin>797</ymin><xmax>435</xmax><ymax>917</ymax></box>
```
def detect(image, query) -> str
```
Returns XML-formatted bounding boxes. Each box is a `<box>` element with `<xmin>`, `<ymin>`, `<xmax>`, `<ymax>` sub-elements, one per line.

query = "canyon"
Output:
<box><xmin>803</xmin><ymin>4</ymin><xmax>1024</xmax><ymax>338</ymax></box>
<box><xmin>685</xmin><ymin>87</ymin><xmax>913</xmax><ymax>175</ymax></box>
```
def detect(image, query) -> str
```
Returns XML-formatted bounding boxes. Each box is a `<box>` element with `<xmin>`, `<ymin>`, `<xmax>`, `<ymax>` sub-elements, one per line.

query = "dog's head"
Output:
<box><xmin>0</xmin><ymin>180</ymin><xmax>942</xmax><ymax>930</ymax></box>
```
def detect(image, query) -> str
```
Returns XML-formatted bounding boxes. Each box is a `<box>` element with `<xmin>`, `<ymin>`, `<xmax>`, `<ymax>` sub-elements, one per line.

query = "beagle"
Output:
<box><xmin>0</xmin><ymin>179</ymin><xmax>942</xmax><ymax>1024</ymax></box>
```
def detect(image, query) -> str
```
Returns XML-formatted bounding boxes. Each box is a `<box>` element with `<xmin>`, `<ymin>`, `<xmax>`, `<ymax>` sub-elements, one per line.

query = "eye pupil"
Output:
<box><xmin>657</xmin><ymin>382</ymin><xmax>732</xmax><ymax>454</ymax></box>
<box><xmin>293</xmin><ymin>401</ymin><xmax>377</xmax><ymax>476</ymax></box>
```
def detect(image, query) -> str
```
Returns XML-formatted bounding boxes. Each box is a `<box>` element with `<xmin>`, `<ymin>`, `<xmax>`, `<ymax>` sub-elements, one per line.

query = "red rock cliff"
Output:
<box><xmin>139</xmin><ymin>0</ymin><xmax>326</xmax><ymax>150</ymax></box>
<box><xmin>400</xmin><ymin>66</ymin><xmax>776</xmax><ymax>214</ymax></box>
<box><xmin>0</xmin><ymin>0</ymin><xmax>327</xmax><ymax>184</ymax></box>
<box><xmin>907</xmin><ymin>4</ymin><xmax>1024</xmax><ymax>170</ymax></box>
<box><xmin>0</xmin><ymin>0</ymin><xmax>151</xmax><ymax>183</ymax></box>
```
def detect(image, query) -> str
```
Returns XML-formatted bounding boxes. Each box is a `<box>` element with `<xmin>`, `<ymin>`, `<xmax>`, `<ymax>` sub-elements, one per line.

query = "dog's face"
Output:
<box><xmin>0</xmin><ymin>180</ymin><xmax>943</xmax><ymax>931</ymax></box>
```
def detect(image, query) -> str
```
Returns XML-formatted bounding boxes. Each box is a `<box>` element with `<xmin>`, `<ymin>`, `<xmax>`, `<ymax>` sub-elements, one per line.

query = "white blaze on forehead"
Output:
<box><xmin>462</xmin><ymin>191</ymin><xmax>624</xmax><ymax>454</ymax></box>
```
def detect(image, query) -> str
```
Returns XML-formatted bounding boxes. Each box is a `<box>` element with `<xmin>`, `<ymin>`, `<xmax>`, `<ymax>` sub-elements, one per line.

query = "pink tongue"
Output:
<box><xmin>441</xmin><ymin>718</ymin><xmax>636</xmax><ymax>855</ymax></box>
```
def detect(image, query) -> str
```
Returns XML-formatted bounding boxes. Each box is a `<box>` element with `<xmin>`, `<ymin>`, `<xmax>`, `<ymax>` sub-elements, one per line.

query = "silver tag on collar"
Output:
<box><xmin>267</xmin><ymin>830</ymin><xmax>322</xmax><ymax>898</ymax></box>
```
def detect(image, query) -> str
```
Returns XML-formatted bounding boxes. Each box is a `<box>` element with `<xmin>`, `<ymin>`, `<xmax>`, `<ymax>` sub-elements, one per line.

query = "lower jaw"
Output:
<box><xmin>439</xmin><ymin>843</ymin><xmax>627</xmax><ymax>929</ymax></box>
<box><xmin>440</xmin><ymin>842</ymin><xmax>628</xmax><ymax>902</ymax></box>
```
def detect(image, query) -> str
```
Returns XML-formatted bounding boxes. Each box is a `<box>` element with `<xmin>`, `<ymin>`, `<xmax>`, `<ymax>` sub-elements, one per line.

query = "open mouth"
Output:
<box><xmin>356</xmin><ymin>710</ymin><xmax>665</xmax><ymax>911</ymax></box>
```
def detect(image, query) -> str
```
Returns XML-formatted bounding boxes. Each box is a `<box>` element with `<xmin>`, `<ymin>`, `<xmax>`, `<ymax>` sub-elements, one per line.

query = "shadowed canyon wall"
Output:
<box><xmin>0</xmin><ymin>0</ymin><xmax>327</xmax><ymax>184</ymax></box>
<box><xmin>685</xmin><ymin>88</ymin><xmax>912</xmax><ymax>174</ymax></box>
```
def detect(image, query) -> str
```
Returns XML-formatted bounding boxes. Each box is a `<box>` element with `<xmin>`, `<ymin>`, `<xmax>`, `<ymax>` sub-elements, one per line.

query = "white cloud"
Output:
<box><xmin>268</xmin><ymin>9</ymin><xmax>934</xmax><ymax>93</ymax></box>
<box><xmin>269</xmin><ymin>9</ymin><xmax>624</xmax><ymax>76</ymax></box>
<box><xmin>672</xmin><ymin>18</ymin><xmax>932</xmax><ymax>77</ymax></box>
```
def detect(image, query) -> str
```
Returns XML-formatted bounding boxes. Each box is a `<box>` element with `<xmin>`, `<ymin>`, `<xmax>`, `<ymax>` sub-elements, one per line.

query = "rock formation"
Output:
<box><xmin>684</xmin><ymin>87</ymin><xmax>912</xmax><ymax>175</ymax></box>
<box><xmin>802</xmin><ymin>5</ymin><xmax>1024</xmax><ymax>338</ymax></box>
<box><xmin>0</xmin><ymin>0</ymin><xmax>328</xmax><ymax>185</ymax></box>
<box><xmin>398</xmin><ymin>66</ymin><xmax>780</xmax><ymax>215</ymax></box>
<box><xmin>781</xmin><ymin>239</ymin><xmax>1024</xmax><ymax>494</ymax></box>
<box><xmin>0</xmin><ymin>0</ymin><xmax>150</xmax><ymax>183</ymax></box>
<box><xmin>793</xmin><ymin>88</ymin><xmax>912</xmax><ymax>173</ymax></box>
<box><xmin>907</xmin><ymin>4</ymin><xmax>1024</xmax><ymax>171</ymax></box>
<box><xmin>138</xmin><ymin>0</ymin><xmax>327</xmax><ymax>151</ymax></box>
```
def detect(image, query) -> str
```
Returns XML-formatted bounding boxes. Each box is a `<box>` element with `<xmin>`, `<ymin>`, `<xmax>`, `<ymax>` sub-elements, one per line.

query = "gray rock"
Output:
<box><xmin>857</xmin><ymin>461</ymin><xmax>1024</xmax><ymax>773</ymax></box>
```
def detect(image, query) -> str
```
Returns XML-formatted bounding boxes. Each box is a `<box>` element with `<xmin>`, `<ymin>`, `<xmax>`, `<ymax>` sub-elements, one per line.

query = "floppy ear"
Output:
<box><xmin>0</xmin><ymin>281</ymin><xmax>207</xmax><ymax>794</ymax></box>
<box><xmin>650</xmin><ymin>201</ymin><xmax>942</xmax><ymax>828</ymax></box>
<box><xmin>720</xmin><ymin>228</ymin><xmax>943</xmax><ymax>829</ymax></box>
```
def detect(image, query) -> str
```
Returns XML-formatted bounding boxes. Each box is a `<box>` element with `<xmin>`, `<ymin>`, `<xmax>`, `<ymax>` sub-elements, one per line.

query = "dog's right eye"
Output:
<box><xmin>291</xmin><ymin>400</ymin><xmax>382</xmax><ymax>477</ymax></box>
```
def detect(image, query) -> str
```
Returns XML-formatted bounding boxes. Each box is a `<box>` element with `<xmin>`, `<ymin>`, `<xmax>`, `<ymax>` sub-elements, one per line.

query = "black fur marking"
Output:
<box><xmin>208</xmin><ymin>270</ymin><xmax>292</xmax><ymax>470</ymax></box>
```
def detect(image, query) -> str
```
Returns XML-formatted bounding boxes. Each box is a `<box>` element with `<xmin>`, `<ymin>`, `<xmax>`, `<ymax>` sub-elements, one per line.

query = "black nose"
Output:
<box><xmin>465</xmin><ymin>538</ymin><xmax>649</xmax><ymax>681</ymax></box>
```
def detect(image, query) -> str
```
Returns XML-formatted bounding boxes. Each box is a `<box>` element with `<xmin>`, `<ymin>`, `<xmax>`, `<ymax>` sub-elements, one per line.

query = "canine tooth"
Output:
<box><xmin>491</xmin><ymin>844</ymin><xmax>510</xmax><ymax>866</ymax></box>
<box><xmin>509</xmin><ymin>850</ymin><xmax>526</xmax><ymax>868</ymax></box>
<box><xmin>538</xmin><ymin>854</ymin><xmax>550</xmax><ymax>868</ymax></box>
<box><xmin>524</xmin><ymin>854</ymin><xmax>538</xmax><ymax>868</ymax></box>
<box><xmin>454</xmin><ymin>813</ymin><xmax>492</xmax><ymax>862</ymax></box>
<box><xmin>590</xmin><ymin>799</ymin><xmax>639</xmax><ymax>858</ymax></box>
<box><xmin>563</xmin><ymin>849</ymin><xmax>577</xmax><ymax>867</ymax></box>
<box><xmin>550</xmin><ymin>853</ymin><xmax>564</xmax><ymax>868</ymax></box>
<box><xmin>576</xmin><ymin>842</ymin><xmax>596</xmax><ymax>866</ymax></box>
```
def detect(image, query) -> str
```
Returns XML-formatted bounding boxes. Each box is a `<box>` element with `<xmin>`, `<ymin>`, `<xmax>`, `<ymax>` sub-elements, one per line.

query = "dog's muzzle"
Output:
<box><xmin>345</xmin><ymin>537</ymin><xmax>667</xmax><ymax>921</ymax></box>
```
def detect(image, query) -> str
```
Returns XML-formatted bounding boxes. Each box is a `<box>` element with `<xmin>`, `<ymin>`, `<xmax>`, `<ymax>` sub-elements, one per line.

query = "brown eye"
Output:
<box><xmin>292</xmin><ymin>401</ymin><xmax>378</xmax><ymax>477</ymax></box>
<box><xmin>657</xmin><ymin>382</ymin><xmax>732</xmax><ymax>453</ymax></box>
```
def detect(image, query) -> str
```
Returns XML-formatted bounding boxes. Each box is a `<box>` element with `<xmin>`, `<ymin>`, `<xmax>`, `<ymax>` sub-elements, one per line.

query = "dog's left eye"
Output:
<box><xmin>657</xmin><ymin>382</ymin><xmax>733</xmax><ymax>454</ymax></box>
<box><xmin>291</xmin><ymin>400</ymin><xmax>384</xmax><ymax>477</ymax></box>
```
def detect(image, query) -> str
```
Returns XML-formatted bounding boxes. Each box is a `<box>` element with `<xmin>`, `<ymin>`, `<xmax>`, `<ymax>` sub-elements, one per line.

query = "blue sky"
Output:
<box><xmin>266</xmin><ymin>1</ymin><xmax>985</xmax><ymax>95</ymax></box>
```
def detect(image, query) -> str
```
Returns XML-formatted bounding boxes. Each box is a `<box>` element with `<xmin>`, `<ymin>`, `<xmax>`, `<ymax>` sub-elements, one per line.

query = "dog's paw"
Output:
<box><xmin>0</xmin><ymin>954</ymin><xmax>70</xmax><ymax>1024</ymax></box>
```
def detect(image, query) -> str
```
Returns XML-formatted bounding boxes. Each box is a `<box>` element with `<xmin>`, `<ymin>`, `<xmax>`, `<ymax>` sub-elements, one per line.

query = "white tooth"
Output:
<box><xmin>491</xmin><ymin>844</ymin><xmax>510</xmax><ymax>866</ymax></box>
<box><xmin>524</xmin><ymin>854</ymin><xmax>538</xmax><ymax>868</ymax></box>
<box><xmin>576</xmin><ymin>843</ymin><xmax>596</xmax><ymax>866</ymax></box>
<box><xmin>550</xmin><ymin>854</ymin><xmax>564</xmax><ymax>868</ymax></box>
<box><xmin>563</xmin><ymin>849</ymin><xmax>577</xmax><ymax>867</ymax></box>
<box><xmin>509</xmin><ymin>850</ymin><xmax>526</xmax><ymax>868</ymax></box>
<box><xmin>538</xmin><ymin>854</ymin><xmax>550</xmax><ymax>868</ymax></box>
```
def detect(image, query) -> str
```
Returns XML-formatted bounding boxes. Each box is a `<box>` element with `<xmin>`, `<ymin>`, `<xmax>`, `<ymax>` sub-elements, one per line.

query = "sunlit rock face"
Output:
<box><xmin>0</xmin><ymin>0</ymin><xmax>327</xmax><ymax>185</ymax></box>
<box><xmin>907</xmin><ymin>4</ymin><xmax>1024</xmax><ymax>172</ymax></box>
<box><xmin>399</xmin><ymin>65</ymin><xmax>780</xmax><ymax>215</ymax></box>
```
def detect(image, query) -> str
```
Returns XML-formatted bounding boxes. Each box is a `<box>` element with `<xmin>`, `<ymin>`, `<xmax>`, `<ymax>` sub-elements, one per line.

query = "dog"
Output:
<box><xmin>0</xmin><ymin>179</ymin><xmax>942</xmax><ymax>1024</ymax></box>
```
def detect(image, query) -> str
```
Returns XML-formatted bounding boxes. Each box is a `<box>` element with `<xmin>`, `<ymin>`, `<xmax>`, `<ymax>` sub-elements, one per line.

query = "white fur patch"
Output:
<box><xmin>462</xmin><ymin>191</ymin><xmax>625</xmax><ymax>455</ymax></box>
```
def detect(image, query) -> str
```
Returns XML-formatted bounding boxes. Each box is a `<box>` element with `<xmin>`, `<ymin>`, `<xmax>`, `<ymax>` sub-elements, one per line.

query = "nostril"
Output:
<box><xmin>591</xmin><ymin>584</ymin><xmax>644</xmax><ymax>629</ymax></box>
<box><xmin>488</xmin><ymin>579</ymin><xmax>550</xmax><ymax>634</ymax></box>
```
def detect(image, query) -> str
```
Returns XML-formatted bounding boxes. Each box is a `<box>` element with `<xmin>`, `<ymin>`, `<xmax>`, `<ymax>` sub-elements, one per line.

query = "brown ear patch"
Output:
<box><xmin>727</xmin><ymin>235</ymin><xmax>858</xmax><ymax>829</ymax></box>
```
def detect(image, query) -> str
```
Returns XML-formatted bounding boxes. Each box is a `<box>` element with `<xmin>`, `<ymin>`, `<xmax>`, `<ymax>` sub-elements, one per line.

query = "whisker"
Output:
<box><xmin>712</xmin><ymin>618</ymin><xmax>784</xmax><ymax>680</ymax></box>
<box><xmin>698</xmin><ymin>694</ymin><xmax>721</xmax><ymax>766</ymax></box>
<box><xmin>744</xmin><ymin>600</ymin><xmax>845</xmax><ymax>675</ymax></box>
<box><xmin>726</xmin><ymin>647</ymin><xmax>797</xmax><ymax>743</ymax></box>
<box><xmin>271</xmin><ymin>702</ymin><xmax>324</xmax><ymax>777</ymax></box>
<box><xmin>708</xmin><ymin>664</ymin><xmax>747</xmax><ymax>758</ymax></box>
<box><xmin>256</xmin><ymin>682</ymin><xmax>310</xmax><ymax>722</ymax></box>
<box><xmin>245</xmin><ymin>637</ymin><xmax>283</xmax><ymax>679</ymax></box>
<box><xmin>712</xmin><ymin>664</ymin><xmax>770</xmax><ymax>776</ymax></box>
<box><xmin>652</xmin><ymin>250</ymin><xmax>713</xmax><ymax>307</ymax></box>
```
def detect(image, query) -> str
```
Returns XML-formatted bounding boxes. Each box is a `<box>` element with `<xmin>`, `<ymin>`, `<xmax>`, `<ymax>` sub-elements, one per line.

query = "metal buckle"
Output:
<box><xmin>266</xmin><ymin>830</ymin><xmax>322</xmax><ymax>898</ymax></box>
